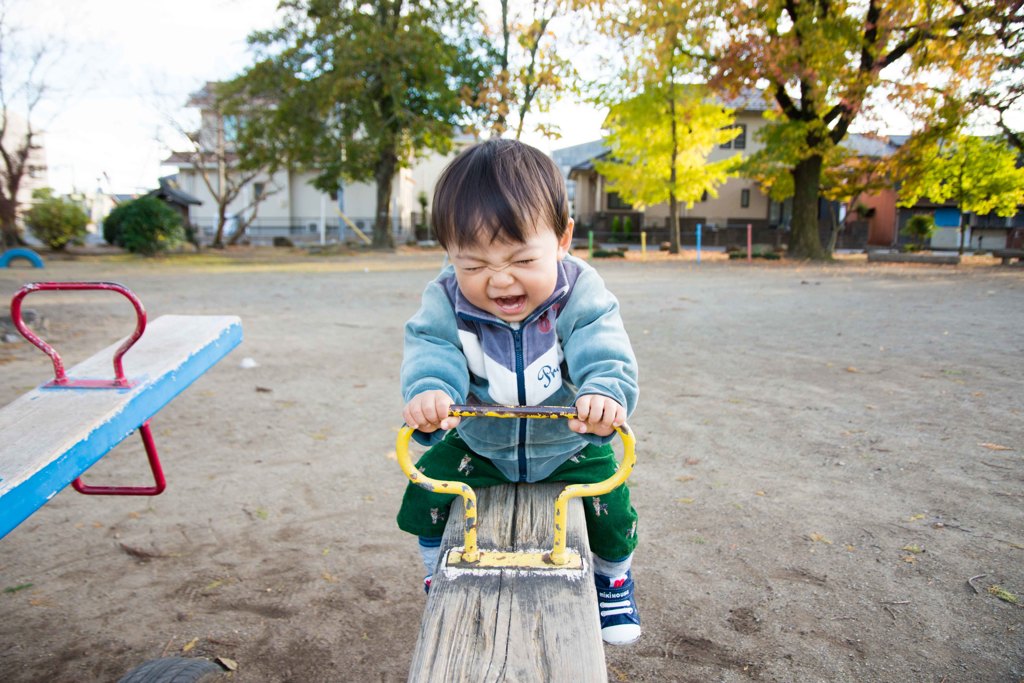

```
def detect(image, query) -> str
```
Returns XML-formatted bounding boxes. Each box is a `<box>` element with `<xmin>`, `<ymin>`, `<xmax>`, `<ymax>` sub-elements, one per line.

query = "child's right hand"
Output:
<box><xmin>403</xmin><ymin>390</ymin><xmax>460</xmax><ymax>433</ymax></box>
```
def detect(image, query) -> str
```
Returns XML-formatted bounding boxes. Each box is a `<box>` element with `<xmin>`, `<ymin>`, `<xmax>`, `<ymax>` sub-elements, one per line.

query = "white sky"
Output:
<box><xmin>11</xmin><ymin>0</ymin><xmax>606</xmax><ymax>196</ymax></box>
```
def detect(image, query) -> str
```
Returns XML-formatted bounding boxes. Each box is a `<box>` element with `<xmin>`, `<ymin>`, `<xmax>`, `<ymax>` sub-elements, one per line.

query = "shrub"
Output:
<box><xmin>610</xmin><ymin>216</ymin><xmax>621</xmax><ymax>237</ymax></box>
<box><xmin>623</xmin><ymin>216</ymin><xmax>633</xmax><ymax>240</ymax></box>
<box><xmin>103</xmin><ymin>197</ymin><xmax>184</xmax><ymax>255</ymax></box>
<box><xmin>901</xmin><ymin>214</ymin><xmax>936</xmax><ymax>249</ymax></box>
<box><xmin>24</xmin><ymin>189</ymin><xmax>89</xmax><ymax>250</ymax></box>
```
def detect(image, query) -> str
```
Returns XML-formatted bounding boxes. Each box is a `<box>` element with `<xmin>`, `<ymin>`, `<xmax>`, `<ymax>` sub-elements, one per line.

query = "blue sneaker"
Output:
<box><xmin>595</xmin><ymin>570</ymin><xmax>641</xmax><ymax>644</ymax></box>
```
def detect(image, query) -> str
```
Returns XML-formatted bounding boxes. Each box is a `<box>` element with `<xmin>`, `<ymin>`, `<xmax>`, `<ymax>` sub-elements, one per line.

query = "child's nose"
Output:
<box><xmin>489</xmin><ymin>269</ymin><xmax>514</xmax><ymax>286</ymax></box>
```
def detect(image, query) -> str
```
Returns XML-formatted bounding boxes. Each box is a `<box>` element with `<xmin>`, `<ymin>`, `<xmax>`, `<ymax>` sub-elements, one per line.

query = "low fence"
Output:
<box><xmin>192</xmin><ymin>219</ymin><xmax>419</xmax><ymax>246</ymax></box>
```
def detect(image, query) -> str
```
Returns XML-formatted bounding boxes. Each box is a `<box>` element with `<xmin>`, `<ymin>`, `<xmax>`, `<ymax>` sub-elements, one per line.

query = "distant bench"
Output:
<box><xmin>992</xmin><ymin>249</ymin><xmax>1024</xmax><ymax>265</ymax></box>
<box><xmin>867</xmin><ymin>251</ymin><xmax>961</xmax><ymax>265</ymax></box>
<box><xmin>0</xmin><ymin>311</ymin><xmax>242</xmax><ymax>539</ymax></box>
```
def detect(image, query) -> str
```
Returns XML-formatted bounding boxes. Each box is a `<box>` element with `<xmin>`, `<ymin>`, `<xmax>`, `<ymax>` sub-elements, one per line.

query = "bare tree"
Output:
<box><xmin>167</xmin><ymin>82</ymin><xmax>279</xmax><ymax>248</ymax></box>
<box><xmin>0</xmin><ymin>2</ymin><xmax>56</xmax><ymax>247</ymax></box>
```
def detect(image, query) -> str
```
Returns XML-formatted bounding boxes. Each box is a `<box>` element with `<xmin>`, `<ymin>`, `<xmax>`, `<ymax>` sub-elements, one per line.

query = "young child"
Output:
<box><xmin>397</xmin><ymin>138</ymin><xmax>641</xmax><ymax>645</ymax></box>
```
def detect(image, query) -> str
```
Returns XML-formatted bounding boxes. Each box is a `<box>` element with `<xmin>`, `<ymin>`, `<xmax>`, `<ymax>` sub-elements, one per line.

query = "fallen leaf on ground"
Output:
<box><xmin>979</xmin><ymin>442</ymin><xmax>1013</xmax><ymax>451</ymax></box>
<box><xmin>902</xmin><ymin>544</ymin><xmax>924</xmax><ymax>554</ymax></box>
<box><xmin>216</xmin><ymin>657</ymin><xmax>238</xmax><ymax>671</ymax></box>
<box><xmin>808</xmin><ymin>533</ymin><xmax>833</xmax><ymax>544</ymax></box>
<box><xmin>685</xmin><ymin>458</ymin><xmax>700</xmax><ymax>466</ymax></box>
<box><xmin>846</xmin><ymin>367</ymin><xmax>859</xmax><ymax>373</ymax></box>
<box><xmin>987</xmin><ymin>585</ymin><xmax>1019</xmax><ymax>605</ymax></box>
<box><xmin>384</xmin><ymin>450</ymin><xmax>397</xmax><ymax>461</ymax></box>
<box><xmin>676</xmin><ymin>498</ymin><xmax>695</xmax><ymax>504</ymax></box>
<box><xmin>182</xmin><ymin>637</ymin><xmax>198</xmax><ymax>653</ymax></box>
<box><xmin>676</xmin><ymin>475</ymin><xmax>696</xmax><ymax>482</ymax></box>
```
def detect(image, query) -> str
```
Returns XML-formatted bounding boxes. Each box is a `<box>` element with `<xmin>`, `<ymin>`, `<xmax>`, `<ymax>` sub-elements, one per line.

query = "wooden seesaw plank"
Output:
<box><xmin>0</xmin><ymin>314</ymin><xmax>242</xmax><ymax>539</ymax></box>
<box><xmin>409</xmin><ymin>482</ymin><xmax>606</xmax><ymax>683</ymax></box>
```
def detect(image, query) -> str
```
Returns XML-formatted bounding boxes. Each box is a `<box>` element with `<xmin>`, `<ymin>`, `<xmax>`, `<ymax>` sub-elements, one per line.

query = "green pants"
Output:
<box><xmin>396</xmin><ymin>431</ymin><xmax>639</xmax><ymax>561</ymax></box>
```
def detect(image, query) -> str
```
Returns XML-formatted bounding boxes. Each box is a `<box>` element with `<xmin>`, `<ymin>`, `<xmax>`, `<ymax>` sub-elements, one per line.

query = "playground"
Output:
<box><xmin>0</xmin><ymin>248</ymin><xmax>1021</xmax><ymax>682</ymax></box>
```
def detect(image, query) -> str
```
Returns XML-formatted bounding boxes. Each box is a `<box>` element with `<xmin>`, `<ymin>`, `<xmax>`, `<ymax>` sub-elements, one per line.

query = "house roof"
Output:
<box><xmin>163</xmin><ymin>150</ymin><xmax>242</xmax><ymax>167</ymax></box>
<box><xmin>568</xmin><ymin>150</ymin><xmax>611</xmax><ymax>176</ymax></box>
<box><xmin>147</xmin><ymin>175</ymin><xmax>202</xmax><ymax>207</ymax></box>
<box><xmin>841</xmin><ymin>134</ymin><xmax>900</xmax><ymax>158</ymax></box>
<box><xmin>552</xmin><ymin>140</ymin><xmax>610</xmax><ymax>175</ymax></box>
<box><xmin>717</xmin><ymin>87</ymin><xmax>775</xmax><ymax>112</ymax></box>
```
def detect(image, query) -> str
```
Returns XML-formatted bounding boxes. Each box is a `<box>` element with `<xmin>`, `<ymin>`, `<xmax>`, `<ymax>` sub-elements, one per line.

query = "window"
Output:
<box><xmin>720</xmin><ymin>124</ymin><xmax>748</xmax><ymax>150</ymax></box>
<box><xmin>734</xmin><ymin>124</ymin><xmax>747</xmax><ymax>149</ymax></box>
<box><xmin>607</xmin><ymin>192</ymin><xmax>632</xmax><ymax>210</ymax></box>
<box><xmin>253</xmin><ymin>182</ymin><xmax>266</xmax><ymax>200</ymax></box>
<box><xmin>700</xmin><ymin>190</ymin><xmax>709</xmax><ymax>203</ymax></box>
<box><xmin>741</xmin><ymin>189</ymin><xmax>750</xmax><ymax>208</ymax></box>
<box><xmin>222</xmin><ymin>115</ymin><xmax>240</xmax><ymax>143</ymax></box>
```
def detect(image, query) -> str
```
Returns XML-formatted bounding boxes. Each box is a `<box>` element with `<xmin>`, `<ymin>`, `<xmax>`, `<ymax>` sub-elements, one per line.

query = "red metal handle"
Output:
<box><xmin>10</xmin><ymin>281</ymin><xmax>147</xmax><ymax>388</ymax></box>
<box><xmin>71</xmin><ymin>422</ymin><xmax>166</xmax><ymax>496</ymax></box>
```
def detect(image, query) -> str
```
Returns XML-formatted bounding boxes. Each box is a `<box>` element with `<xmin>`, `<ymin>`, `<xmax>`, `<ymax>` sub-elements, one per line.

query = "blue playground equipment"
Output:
<box><xmin>0</xmin><ymin>247</ymin><xmax>45</xmax><ymax>268</ymax></box>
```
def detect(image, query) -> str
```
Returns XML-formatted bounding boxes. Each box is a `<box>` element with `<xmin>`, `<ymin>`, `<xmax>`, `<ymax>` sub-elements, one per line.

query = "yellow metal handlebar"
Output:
<box><xmin>395</xmin><ymin>405</ymin><xmax>636</xmax><ymax>567</ymax></box>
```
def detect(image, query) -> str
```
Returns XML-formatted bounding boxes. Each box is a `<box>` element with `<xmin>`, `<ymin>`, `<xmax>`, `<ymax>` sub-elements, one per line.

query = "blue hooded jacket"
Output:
<box><xmin>401</xmin><ymin>254</ymin><xmax>639</xmax><ymax>482</ymax></box>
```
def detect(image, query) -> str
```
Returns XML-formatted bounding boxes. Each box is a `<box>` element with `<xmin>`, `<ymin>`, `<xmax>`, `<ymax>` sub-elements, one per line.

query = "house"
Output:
<box><xmin>166</xmin><ymin>82</ymin><xmax>476</xmax><ymax>246</ymax></box>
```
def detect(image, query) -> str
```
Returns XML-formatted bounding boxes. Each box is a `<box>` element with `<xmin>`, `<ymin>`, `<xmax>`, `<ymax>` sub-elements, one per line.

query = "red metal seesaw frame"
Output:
<box><xmin>10</xmin><ymin>281</ymin><xmax>166</xmax><ymax>496</ymax></box>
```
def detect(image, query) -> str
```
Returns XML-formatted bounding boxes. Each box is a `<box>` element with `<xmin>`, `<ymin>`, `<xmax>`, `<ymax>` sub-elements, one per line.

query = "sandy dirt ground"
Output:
<box><xmin>0</xmin><ymin>247</ymin><xmax>1021</xmax><ymax>683</ymax></box>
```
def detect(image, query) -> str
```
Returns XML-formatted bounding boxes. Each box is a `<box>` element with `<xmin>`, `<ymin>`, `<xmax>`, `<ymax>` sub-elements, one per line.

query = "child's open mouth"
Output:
<box><xmin>494</xmin><ymin>295</ymin><xmax>527</xmax><ymax>315</ymax></box>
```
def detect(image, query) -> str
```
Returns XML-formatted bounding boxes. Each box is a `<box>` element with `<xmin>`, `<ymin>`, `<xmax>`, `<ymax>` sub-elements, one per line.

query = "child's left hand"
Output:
<box><xmin>569</xmin><ymin>394</ymin><xmax>625</xmax><ymax>437</ymax></box>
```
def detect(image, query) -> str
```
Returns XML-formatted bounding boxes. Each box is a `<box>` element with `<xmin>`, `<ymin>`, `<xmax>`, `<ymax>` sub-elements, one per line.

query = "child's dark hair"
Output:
<box><xmin>431</xmin><ymin>138</ymin><xmax>569</xmax><ymax>250</ymax></box>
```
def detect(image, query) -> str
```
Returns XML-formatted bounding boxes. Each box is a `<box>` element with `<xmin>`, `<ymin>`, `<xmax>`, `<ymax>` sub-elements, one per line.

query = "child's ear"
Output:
<box><xmin>557</xmin><ymin>219</ymin><xmax>575</xmax><ymax>259</ymax></box>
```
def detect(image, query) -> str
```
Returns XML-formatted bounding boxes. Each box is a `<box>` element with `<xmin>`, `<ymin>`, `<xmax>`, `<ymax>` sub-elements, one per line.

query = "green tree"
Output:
<box><xmin>104</xmin><ymin>196</ymin><xmax>184</xmax><ymax>256</ymax></box>
<box><xmin>608</xmin><ymin>0</ymin><xmax>1009</xmax><ymax>260</ymax></box>
<box><xmin>596</xmin><ymin>85</ymin><xmax>741</xmax><ymax>253</ymax></box>
<box><xmin>891</xmin><ymin>133</ymin><xmax>1024</xmax><ymax>254</ymax></box>
<box><xmin>24</xmin><ymin>188</ymin><xmax>88</xmax><ymax>250</ymax></box>
<box><xmin>224</xmin><ymin>0</ymin><xmax>492</xmax><ymax>248</ymax></box>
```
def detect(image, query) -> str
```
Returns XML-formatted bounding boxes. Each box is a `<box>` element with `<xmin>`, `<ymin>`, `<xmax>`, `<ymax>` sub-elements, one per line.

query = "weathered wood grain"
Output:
<box><xmin>409</xmin><ymin>483</ymin><xmax>606</xmax><ymax>683</ymax></box>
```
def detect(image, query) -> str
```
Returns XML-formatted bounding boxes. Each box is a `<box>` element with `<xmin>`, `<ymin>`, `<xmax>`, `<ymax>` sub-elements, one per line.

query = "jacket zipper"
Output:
<box><xmin>512</xmin><ymin>325</ymin><xmax>528</xmax><ymax>482</ymax></box>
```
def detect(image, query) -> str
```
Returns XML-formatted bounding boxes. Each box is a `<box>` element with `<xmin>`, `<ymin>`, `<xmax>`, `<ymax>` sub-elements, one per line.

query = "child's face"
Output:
<box><xmin>450</xmin><ymin>220</ymin><xmax>574</xmax><ymax>323</ymax></box>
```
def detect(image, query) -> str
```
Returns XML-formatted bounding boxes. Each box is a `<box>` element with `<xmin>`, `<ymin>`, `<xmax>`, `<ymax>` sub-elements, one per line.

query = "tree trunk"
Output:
<box><xmin>789</xmin><ymin>155</ymin><xmax>828</xmax><ymax>260</ymax></box>
<box><xmin>668</xmin><ymin>85</ymin><xmax>679</xmax><ymax>255</ymax></box>
<box><xmin>669</xmin><ymin>195</ymin><xmax>680</xmax><ymax>254</ymax></box>
<box><xmin>212</xmin><ymin>208</ymin><xmax>227</xmax><ymax>249</ymax></box>
<box><xmin>0</xmin><ymin>196</ymin><xmax>21</xmax><ymax>248</ymax></box>
<box><xmin>826</xmin><ymin>202</ymin><xmax>842</xmax><ymax>255</ymax></box>
<box><xmin>373</xmin><ymin>151</ymin><xmax>397</xmax><ymax>249</ymax></box>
